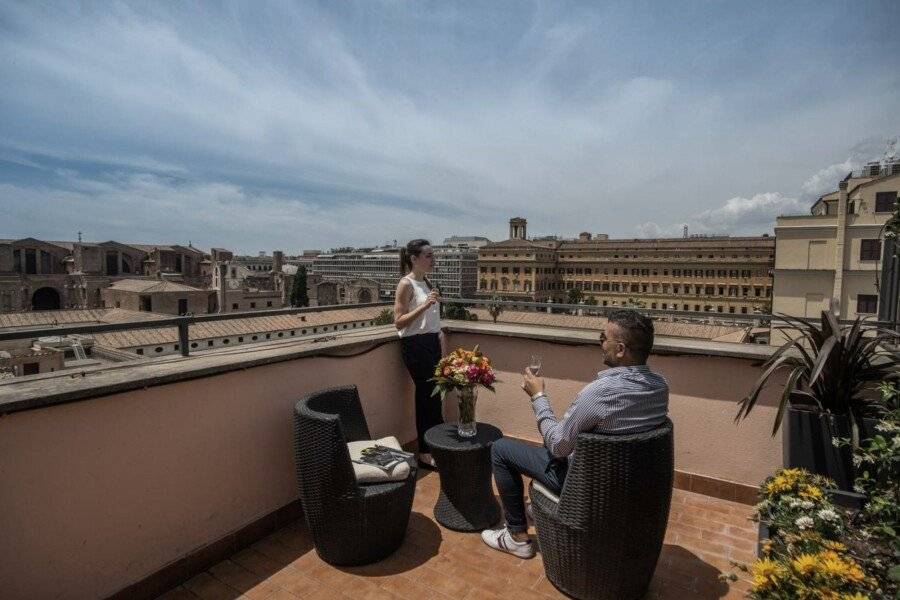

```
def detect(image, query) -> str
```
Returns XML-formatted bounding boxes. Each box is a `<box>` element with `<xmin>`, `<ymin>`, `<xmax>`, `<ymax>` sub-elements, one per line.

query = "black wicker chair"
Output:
<box><xmin>529</xmin><ymin>419</ymin><xmax>674</xmax><ymax>600</ymax></box>
<box><xmin>293</xmin><ymin>385</ymin><xmax>417</xmax><ymax>566</ymax></box>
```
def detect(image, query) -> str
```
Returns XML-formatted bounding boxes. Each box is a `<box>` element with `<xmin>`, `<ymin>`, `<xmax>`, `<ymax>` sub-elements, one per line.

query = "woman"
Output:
<box><xmin>394</xmin><ymin>239</ymin><xmax>446</xmax><ymax>468</ymax></box>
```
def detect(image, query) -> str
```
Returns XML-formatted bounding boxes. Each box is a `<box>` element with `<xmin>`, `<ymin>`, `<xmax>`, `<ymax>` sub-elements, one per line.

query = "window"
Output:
<box><xmin>250</xmin><ymin>302</ymin><xmax>256</xmax><ymax>309</ymax></box>
<box><xmin>857</xmin><ymin>294</ymin><xmax>878</xmax><ymax>314</ymax></box>
<box><xmin>139</xmin><ymin>295</ymin><xmax>152</xmax><ymax>312</ymax></box>
<box><xmin>266</xmin><ymin>301</ymin><xmax>273</xmax><ymax>307</ymax></box>
<box><xmin>25</xmin><ymin>249</ymin><xmax>37</xmax><ymax>274</ymax></box>
<box><xmin>232</xmin><ymin>303</ymin><xmax>239</xmax><ymax>310</ymax></box>
<box><xmin>860</xmin><ymin>239</ymin><xmax>881</xmax><ymax>261</ymax></box>
<box><xmin>875</xmin><ymin>191</ymin><xmax>896</xmax><ymax>213</ymax></box>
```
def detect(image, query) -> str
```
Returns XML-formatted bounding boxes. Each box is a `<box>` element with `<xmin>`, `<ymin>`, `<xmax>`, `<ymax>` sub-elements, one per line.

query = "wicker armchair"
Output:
<box><xmin>293</xmin><ymin>385</ymin><xmax>417</xmax><ymax>566</ymax></box>
<box><xmin>529</xmin><ymin>419</ymin><xmax>674</xmax><ymax>600</ymax></box>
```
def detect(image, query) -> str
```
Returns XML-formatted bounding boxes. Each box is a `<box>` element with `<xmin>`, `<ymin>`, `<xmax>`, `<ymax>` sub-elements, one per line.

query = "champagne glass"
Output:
<box><xmin>528</xmin><ymin>354</ymin><xmax>543</xmax><ymax>376</ymax></box>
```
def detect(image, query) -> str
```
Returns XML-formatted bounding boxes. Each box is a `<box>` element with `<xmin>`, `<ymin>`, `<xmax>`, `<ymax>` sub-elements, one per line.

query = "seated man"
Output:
<box><xmin>481</xmin><ymin>309</ymin><xmax>669</xmax><ymax>558</ymax></box>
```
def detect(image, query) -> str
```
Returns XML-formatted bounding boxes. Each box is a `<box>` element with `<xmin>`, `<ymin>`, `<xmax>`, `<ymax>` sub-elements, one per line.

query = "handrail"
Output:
<box><xmin>1</xmin><ymin>299</ymin><xmax>895</xmax><ymax>357</ymax></box>
<box><xmin>0</xmin><ymin>301</ymin><xmax>393</xmax><ymax>356</ymax></box>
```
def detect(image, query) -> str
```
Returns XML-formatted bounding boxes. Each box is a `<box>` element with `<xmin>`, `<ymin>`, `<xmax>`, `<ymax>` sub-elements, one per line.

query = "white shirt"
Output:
<box><xmin>397</xmin><ymin>275</ymin><xmax>441</xmax><ymax>337</ymax></box>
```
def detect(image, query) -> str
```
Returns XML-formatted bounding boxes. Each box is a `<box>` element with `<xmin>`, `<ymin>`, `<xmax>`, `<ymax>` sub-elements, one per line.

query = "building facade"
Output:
<box><xmin>772</xmin><ymin>160</ymin><xmax>899</xmax><ymax>323</ymax></box>
<box><xmin>477</xmin><ymin>218</ymin><xmax>775</xmax><ymax>315</ymax></box>
<box><xmin>0</xmin><ymin>238</ymin><xmax>209</xmax><ymax>312</ymax></box>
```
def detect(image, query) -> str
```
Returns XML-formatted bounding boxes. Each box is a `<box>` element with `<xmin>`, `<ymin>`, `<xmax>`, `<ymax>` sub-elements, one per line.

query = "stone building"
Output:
<box><xmin>773</xmin><ymin>159</ymin><xmax>899</xmax><ymax>323</ymax></box>
<box><xmin>305</xmin><ymin>273</ymin><xmax>379</xmax><ymax>306</ymax></box>
<box><xmin>101</xmin><ymin>279</ymin><xmax>210</xmax><ymax>315</ymax></box>
<box><xmin>477</xmin><ymin>218</ymin><xmax>775</xmax><ymax>315</ymax></box>
<box><xmin>0</xmin><ymin>238</ymin><xmax>209</xmax><ymax>312</ymax></box>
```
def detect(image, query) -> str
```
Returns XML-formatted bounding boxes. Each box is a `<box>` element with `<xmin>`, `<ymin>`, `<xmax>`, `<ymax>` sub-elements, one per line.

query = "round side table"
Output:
<box><xmin>424</xmin><ymin>422</ymin><xmax>503</xmax><ymax>532</ymax></box>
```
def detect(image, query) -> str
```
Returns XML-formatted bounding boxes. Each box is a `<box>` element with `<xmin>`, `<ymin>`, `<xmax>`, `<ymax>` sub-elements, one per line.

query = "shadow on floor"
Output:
<box><xmin>647</xmin><ymin>544</ymin><xmax>732</xmax><ymax>599</ymax></box>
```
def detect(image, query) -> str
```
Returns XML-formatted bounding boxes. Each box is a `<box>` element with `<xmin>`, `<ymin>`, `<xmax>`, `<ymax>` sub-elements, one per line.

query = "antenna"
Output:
<box><xmin>77</xmin><ymin>231</ymin><xmax>82</xmax><ymax>243</ymax></box>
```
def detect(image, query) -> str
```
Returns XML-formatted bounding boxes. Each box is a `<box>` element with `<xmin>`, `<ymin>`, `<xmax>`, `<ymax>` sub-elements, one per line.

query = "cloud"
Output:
<box><xmin>637</xmin><ymin>193</ymin><xmax>806</xmax><ymax>238</ymax></box>
<box><xmin>0</xmin><ymin>3</ymin><xmax>898</xmax><ymax>249</ymax></box>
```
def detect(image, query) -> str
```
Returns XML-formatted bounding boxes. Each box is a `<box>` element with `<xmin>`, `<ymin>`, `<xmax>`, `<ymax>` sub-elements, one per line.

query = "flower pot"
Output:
<box><xmin>457</xmin><ymin>387</ymin><xmax>478</xmax><ymax>438</ymax></box>
<box><xmin>782</xmin><ymin>405</ymin><xmax>877</xmax><ymax>494</ymax></box>
<box><xmin>782</xmin><ymin>403</ymin><xmax>854</xmax><ymax>491</ymax></box>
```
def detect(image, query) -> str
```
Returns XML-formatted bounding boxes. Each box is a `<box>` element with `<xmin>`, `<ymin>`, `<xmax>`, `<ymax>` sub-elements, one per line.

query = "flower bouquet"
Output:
<box><xmin>430</xmin><ymin>345</ymin><xmax>497</xmax><ymax>437</ymax></box>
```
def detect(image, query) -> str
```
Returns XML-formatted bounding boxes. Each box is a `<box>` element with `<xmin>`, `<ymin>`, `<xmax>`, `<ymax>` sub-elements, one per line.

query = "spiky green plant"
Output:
<box><xmin>735</xmin><ymin>310</ymin><xmax>899</xmax><ymax>442</ymax></box>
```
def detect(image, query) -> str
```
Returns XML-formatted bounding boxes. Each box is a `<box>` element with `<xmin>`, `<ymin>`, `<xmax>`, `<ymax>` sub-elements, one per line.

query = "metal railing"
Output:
<box><xmin>0</xmin><ymin>302</ymin><xmax>393</xmax><ymax>357</ymax></box>
<box><xmin>1</xmin><ymin>298</ymin><xmax>896</xmax><ymax>360</ymax></box>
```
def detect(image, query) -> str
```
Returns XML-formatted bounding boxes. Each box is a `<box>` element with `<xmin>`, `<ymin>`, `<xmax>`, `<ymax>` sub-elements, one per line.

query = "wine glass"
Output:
<box><xmin>528</xmin><ymin>354</ymin><xmax>543</xmax><ymax>376</ymax></box>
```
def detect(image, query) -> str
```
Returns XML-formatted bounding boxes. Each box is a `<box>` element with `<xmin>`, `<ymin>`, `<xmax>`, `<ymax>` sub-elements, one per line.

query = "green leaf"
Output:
<box><xmin>888</xmin><ymin>564</ymin><xmax>900</xmax><ymax>582</ymax></box>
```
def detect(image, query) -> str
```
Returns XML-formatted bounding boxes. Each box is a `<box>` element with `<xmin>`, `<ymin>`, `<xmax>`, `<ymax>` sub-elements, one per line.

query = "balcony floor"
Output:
<box><xmin>158</xmin><ymin>472</ymin><xmax>755</xmax><ymax>600</ymax></box>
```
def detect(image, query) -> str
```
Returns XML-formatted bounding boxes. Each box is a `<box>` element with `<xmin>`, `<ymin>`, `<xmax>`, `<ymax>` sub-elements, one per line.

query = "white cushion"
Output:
<box><xmin>346</xmin><ymin>436</ymin><xmax>411</xmax><ymax>484</ymax></box>
<box><xmin>532</xmin><ymin>481</ymin><xmax>561</xmax><ymax>504</ymax></box>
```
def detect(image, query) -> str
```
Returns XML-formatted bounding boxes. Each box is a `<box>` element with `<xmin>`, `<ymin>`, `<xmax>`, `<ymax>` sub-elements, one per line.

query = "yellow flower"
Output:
<box><xmin>764</xmin><ymin>475</ymin><xmax>792</xmax><ymax>496</ymax></box>
<box><xmin>750</xmin><ymin>558</ymin><xmax>784</xmax><ymax>590</ymax></box>
<box><xmin>841</xmin><ymin>593</ymin><xmax>870</xmax><ymax>600</ymax></box>
<box><xmin>799</xmin><ymin>485</ymin><xmax>823</xmax><ymax>500</ymax></box>
<box><xmin>818</xmin><ymin>552</ymin><xmax>865</xmax><ymax>583</ymax></box>
<box><xmin>791</xmin><ymin>553</ymin><xmax>819</xmax><ymax>576</ymax></box>
<box><xmin>822</xmin><ymin>540</ymin><xmax>846</xmax><ymax>552</ymax></box>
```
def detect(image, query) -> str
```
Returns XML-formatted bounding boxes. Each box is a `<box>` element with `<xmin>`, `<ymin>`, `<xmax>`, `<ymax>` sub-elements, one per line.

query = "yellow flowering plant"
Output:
<box><xmin>755</xmin><ymin>468</ymin><xmax>843</xmax><ymax>544</ymax></box>
<box><xmin>730</xmin><ymin>467</ymin><xmax>880</xmax><ymax>599</ymax></box>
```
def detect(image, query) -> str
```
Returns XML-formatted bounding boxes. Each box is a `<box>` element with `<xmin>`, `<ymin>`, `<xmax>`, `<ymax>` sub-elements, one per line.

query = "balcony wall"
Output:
<box><xmin>0</xmin><ymin>324</ymin><xmax>784</xmax><ymax>599</ymax></box>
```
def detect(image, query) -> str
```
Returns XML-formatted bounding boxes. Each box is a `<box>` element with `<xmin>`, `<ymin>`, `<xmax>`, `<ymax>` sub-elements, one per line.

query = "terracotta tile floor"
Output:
<box><xmin>159</xmin><ymin>472</ymin><xmax>756</xmax><ymax>600</ymax></box>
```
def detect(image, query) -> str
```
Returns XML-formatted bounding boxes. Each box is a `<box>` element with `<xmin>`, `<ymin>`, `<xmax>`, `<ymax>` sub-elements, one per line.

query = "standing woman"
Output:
<box><xmin>394</xmin><ymin>239</ymin><xmax>445</xmax><ymax>467</ymax></box>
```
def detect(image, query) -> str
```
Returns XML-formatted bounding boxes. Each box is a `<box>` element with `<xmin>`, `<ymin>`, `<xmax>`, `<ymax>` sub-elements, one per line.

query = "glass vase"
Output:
<box><xmin>457</xmin><ymin>386</ymin><xmax>478</xmax><ymax>438</ymax></box>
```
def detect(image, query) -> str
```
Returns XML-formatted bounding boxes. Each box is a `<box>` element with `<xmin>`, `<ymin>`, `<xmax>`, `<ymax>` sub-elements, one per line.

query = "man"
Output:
<box><xmin>481</xmin><ymin>309</ymin><xmax>669</xmax><ymax>558</ymax></box>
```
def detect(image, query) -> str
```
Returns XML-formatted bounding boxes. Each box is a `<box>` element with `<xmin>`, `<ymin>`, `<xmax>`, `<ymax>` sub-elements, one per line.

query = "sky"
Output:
<box><xmin>1</xmin><ymin>1</ymin><xmax>899</xmax><ymax>254</ymax></box>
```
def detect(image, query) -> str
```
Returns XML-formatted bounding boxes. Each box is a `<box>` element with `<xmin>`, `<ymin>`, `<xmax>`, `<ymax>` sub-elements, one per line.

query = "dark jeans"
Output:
<box><xmin>491</xmin><ymin>437</ymin><xmax>568</xmax><ymax>533</ymax></box>
<box><xmin>400</xmin><ymin>332</ymin><xmax>443</xmax><ymax>454</ymax></box>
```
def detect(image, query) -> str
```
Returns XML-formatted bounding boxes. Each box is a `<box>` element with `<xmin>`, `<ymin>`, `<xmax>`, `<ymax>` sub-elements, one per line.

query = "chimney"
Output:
<box><xmin>683</xmin><ymin>225</ymin><xmax>688</xmax><ymax>239</ymax></box>
<box><xmin>272</xmin><ymin>250</ymin><xmax>284</xmax><ymax>273</ymax></box>
<box><xmin>217</xmin><ymin>263</ymin><xmax>227</xmax><ymax>313</ymax></box>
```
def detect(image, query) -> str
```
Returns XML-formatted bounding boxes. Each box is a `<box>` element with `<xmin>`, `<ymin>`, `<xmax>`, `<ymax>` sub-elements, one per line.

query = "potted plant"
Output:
<box><xmin>735</xmin><ymin>310</ymin><xmax>899</xmax><ymax>491</ymax></box>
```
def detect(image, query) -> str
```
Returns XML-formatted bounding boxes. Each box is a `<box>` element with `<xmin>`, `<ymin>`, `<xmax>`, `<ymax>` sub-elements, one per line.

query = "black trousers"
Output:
<box><xmin>400</xmin><ymin>332</ymin><xmax>443</xmax><ymax>453</ymax></box>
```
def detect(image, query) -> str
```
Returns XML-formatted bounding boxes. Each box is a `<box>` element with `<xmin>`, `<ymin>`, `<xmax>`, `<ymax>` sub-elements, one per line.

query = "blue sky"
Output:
<box><xmin>1</xmin><ymin>1</ymin><xmax>898</xmax><ymax>253</ymax></box>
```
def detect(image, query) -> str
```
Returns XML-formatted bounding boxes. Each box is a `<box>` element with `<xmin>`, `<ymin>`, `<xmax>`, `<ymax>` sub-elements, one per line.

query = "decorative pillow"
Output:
<box><xmin>346</xmin><ymin>435</ymin><xmax>411</xmax><ymax>484</ymax></box>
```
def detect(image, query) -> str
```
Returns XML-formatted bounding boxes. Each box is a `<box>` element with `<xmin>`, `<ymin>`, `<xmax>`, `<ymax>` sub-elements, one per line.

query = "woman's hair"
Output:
<box><xmin>399</xmin><ymin>239</ymin><xmax>433</xmax><ymax>289</ymax></box>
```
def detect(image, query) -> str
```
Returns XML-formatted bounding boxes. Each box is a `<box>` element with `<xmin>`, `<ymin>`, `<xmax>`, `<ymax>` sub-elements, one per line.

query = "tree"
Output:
<box><xmin>624</xmin><ymin>297</ymin><xmax>646</xmax><ymax>308</ymax></box>
<box><xmin>443</xmin><ymin>302</ymin><xmax>471</xmax><ymax>320</ymax></box>
<box><xmin>566</xmin><ymin>288</ymin><xmax>584</xmax><ymax>305</ymax></box>
<box><xmin>289</xmin><ymin>266</ymin><xmax>309</xmax><ymax>307</ymax></box>
<box><xmin>488</xmin><ymin>294</ymin><xmax>504</xmax><ymax>323</ymax></box>
<box><xmin>373</xmin><ymin>309</ymin><xmax>394</xmax><ymax>325</ymax></box>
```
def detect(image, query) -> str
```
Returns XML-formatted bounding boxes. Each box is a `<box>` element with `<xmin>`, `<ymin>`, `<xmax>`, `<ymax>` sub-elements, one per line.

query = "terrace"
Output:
<box><xmin>0</xmin><ymin>310</ymin><xmax>785</xmax><ymax>599</ymax></box>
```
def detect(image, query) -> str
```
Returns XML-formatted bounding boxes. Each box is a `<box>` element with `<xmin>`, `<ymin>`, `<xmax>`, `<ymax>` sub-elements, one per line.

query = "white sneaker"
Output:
<box><xmin>481</xmin><ymin>527</ymin><xmax>536</xmax><ymax>559</ymax></box>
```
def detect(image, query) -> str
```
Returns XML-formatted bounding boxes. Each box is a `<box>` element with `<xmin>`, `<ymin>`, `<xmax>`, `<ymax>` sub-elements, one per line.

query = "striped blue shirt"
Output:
<box><xmin>531</xmin><ymin>365</ymin><xmax>669</xmax><ymax>458</ymax></box>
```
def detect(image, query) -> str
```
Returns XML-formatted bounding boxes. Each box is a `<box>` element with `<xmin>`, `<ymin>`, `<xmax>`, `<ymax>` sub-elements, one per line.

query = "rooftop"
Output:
<box><xmin>0</xmin><ymin>314</ymin><xmax>779</xmax><ymax>599</ymax></box>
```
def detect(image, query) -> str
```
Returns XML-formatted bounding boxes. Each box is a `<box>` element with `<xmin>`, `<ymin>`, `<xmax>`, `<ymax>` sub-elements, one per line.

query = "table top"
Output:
<box><xmin>424</xmin><ymin>422</ymin><xmax>502</xmax><ymax>451</ymax></box>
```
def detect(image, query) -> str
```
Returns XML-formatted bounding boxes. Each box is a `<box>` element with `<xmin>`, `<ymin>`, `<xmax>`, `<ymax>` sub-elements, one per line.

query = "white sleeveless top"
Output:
<box><xmin>397</xmin><ymin>275</ymin><xmax>441</xmax><ymax>337</ymax></box>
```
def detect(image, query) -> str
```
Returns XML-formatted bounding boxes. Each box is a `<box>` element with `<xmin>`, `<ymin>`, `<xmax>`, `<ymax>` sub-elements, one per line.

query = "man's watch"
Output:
<box><xmin>531</xmin><ymin>392</ymin><xmax>547</xmax><ymax>402</ymax></box>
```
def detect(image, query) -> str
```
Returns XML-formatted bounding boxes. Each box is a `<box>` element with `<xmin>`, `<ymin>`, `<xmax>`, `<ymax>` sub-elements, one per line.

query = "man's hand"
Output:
<box><xmin>522</xmin><ymin>367</ymin><xmax>544</xmax><ymax>398</ymax></box>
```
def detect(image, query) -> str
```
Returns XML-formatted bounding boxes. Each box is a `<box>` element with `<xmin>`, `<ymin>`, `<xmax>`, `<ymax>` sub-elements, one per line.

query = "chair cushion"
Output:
<box><xmin>532</xmin><ymin>480</ymin><xmax>561</xmax><ymax>504</ymax></box>
<box><xmin>347</xmin><ymin>436</ymin><xmax>411</xmax><ymax>484</ymax></box>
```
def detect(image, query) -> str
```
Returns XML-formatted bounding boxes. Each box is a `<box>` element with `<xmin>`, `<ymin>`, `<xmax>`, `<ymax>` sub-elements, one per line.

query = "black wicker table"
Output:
<box><xmin>424</xmin><ymin>422</ymin><xmax>503</xmax><ymax>532</ymax></box>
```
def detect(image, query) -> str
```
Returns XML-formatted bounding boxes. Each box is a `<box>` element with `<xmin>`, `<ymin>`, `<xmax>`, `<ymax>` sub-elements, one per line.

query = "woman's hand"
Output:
<box><xmin>426</xmin><ymin>290</ymin><xmax>439</xmax><ymax>306</ymax></box>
